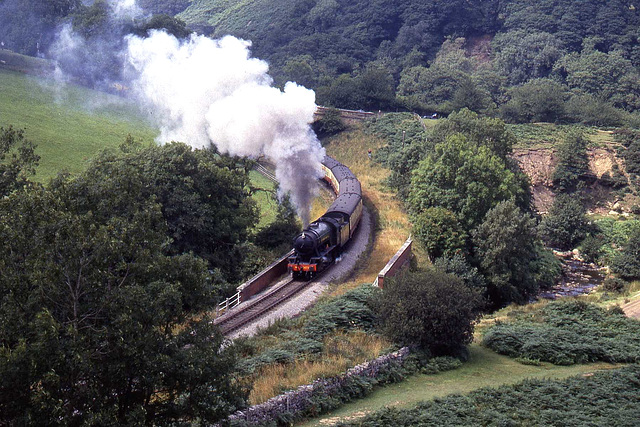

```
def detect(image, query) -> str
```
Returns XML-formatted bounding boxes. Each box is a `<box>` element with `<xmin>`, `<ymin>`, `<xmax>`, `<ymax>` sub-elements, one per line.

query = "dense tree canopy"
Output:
<box><xmin>408</xmin><ymin>134</ymin><xmax>526</xmax><ymax>230</ymax></box>
<box><xmin>0</xmin><ymin>126</ymin><xmax>39</xmax><ymax>197</ymax></box>
<box><xmin>61</xmin><ymin>141</ymin><xmax>258</xmax><ymax>283</ymax></box>
<box><xmin>376</xmin><ymin>112</ymin><xmax>557</xmax><ymax>308</ymax></box>
<box><xmin>0</xmin><ymin>178</ymin><xmax>247</xmax><ymax>425</ymax></box>
<box><xmin>4</xmin><ymin>0</ymin><xmax>640</xmax><ymax>120</ymax></box>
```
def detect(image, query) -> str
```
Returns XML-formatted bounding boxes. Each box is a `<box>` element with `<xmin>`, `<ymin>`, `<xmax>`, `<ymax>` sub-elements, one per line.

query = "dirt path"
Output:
<box><xmin>622</xmin><ymin>293</ymin><xmax>640</xmax><ymax>318</ymax></box>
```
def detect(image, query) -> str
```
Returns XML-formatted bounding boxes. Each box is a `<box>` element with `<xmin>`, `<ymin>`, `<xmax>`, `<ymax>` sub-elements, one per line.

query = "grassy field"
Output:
<box><xmin>0</xmin><ymin>69</ymin><xmax>157</xmax><ymax>182</ymax></box>
<box><xmin>0</xmin><ymin>68</ymin><xmax>280</xmax><ymax>224</ymax></box>
<box><xmin>299</xmin><ymin>343</ymin><xmax>622</xmax><ymax>427</ymax></box>
<box><xmin>508</xmin><ymin>122</ymin><xmax>617</xmax><ymax>149</ymax></box>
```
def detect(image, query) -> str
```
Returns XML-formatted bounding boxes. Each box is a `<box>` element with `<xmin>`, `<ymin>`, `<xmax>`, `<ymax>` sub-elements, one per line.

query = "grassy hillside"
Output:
<box><xmin>0</xmin><ymin>69</ymin><xmax>157</xmax><ymax>182</ymax></box>
<box><xmin>300</xmin><ymin>344</ymin><xmax>622</xmax><ymax>426</ymax></box>
<box><xmin>0</xmin><ymin>68</ymin><xmax>284</xmax><ymax>228</ymax></box>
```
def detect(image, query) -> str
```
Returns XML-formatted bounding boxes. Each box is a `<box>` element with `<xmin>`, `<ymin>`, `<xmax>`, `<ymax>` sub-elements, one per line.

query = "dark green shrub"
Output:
<box><xmin>376</xmin><ymin>269</ymin><xmax>482</xmax><ymax>354</ymax></box>
<box><xmin>482</xmin><ymin>300</ymin><xmax>640</xmax><ymax>365</ymax></box>
<box><xmin>335</xmin><ymin>366</ymin><xmax>640</xmax><ymax>426</ymax></box>
<box><xmin>421</xmin><ymin>356</ymin><xmax>463</xmax><ymax>374</ymax></box>
<box><xmin>304</xmin><ymin>285</ymin><xmax>380</xmax><ymax>338</ymax></box>
<box><xmin>601</xmin><ymin>277</ymin><xmax>628</xmax><ymax>293</ymax></box>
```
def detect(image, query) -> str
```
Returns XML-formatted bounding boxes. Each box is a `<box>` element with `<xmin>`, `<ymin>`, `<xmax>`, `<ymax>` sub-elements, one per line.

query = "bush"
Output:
<box><xmin>304</xmin><ymin>285</ymin><xmax>380</xmax><ymax>338</ymax></box>
<box><xmin>376</xmin><ymin>269</ymin><xmax>482</xmax><ymax>354</ymax></box>
<box><xmin>482</xmin><ymin>300</ymin><xmax>640</xmax><ymax>365</ymax></box>
<box><xmin>334</xmin><ymin>366</ymin><xmax>640</xmax><ymax>426</ymax></box>
<box><xmin>601</xmin><ymin>277</ymin><xmax>628</xmax><ymax>293</ymax></box>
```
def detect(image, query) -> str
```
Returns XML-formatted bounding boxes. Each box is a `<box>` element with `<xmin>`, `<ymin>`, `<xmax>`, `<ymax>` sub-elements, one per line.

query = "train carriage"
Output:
<box><xmin>288</xmin><ymin>155</ymin><xmax>363</xmax><ymax>279</ymax></box>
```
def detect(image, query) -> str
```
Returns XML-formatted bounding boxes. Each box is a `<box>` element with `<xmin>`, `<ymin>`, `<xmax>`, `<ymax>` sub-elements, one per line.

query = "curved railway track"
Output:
<box><xmin>214</xmin><ymin>278</ymin><xmax>310</xmax><ymax>335</ymax></box>
<box><xmin>217</xmin><ymin>154</ymin><xmax>363</xmax><ymax>337</ymax></box>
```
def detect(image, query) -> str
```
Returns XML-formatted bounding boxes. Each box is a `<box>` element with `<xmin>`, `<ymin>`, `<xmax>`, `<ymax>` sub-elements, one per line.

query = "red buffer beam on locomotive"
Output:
<box><xmin>288</xmin><ymin>155</ymin><xmax>363</xmax><ymax>279</ymax></box>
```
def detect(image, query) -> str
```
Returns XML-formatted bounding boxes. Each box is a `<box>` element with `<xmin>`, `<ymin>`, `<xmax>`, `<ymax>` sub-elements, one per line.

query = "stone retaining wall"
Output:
<box><xmin>376</xmin><ymin>236</ymin><xmax>413</xmax><ymax>289</ymax></box>
<box><xmin>224</xmin><ymin>347</ymin><xmax>410</xmax><ymax>426</ymax></box>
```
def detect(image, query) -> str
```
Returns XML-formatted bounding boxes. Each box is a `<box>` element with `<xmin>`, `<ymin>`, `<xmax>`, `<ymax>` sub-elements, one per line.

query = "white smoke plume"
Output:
<box><xmin>125</xmin><ymin>31</ymin><xmax>325</xmax><ymax>224</ymax></box>
<box><xmin>108</xmin><ymin>0</ymin><xmax>144</xmax><ymax>20</ymax></box>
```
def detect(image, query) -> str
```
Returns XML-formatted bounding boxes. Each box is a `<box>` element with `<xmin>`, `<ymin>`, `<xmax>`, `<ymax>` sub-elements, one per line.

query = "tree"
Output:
<box><xmin>611</xmin><ymin>229</ymin><xmax>640</xmax><ymax>280</ymax></box>
<box><xmin>313</xmin><ymin>107</ymin><xmax>346</xmax><ymax>137</ymax></box>
<box><xmin>555</xmin><ymin>47</ymin><xmax>640</xmax><ymax>110</ymax></box>
<box><xmin>433</xmin><ymin>253</ymin><xmax>486</xmax><ymax>293</ymax></box>
<box><xmin>538</xmin><ymin>193</ymin><xmax>590</xmax><ymax>250</ymax></box>
<box><xmin>253</xmin><ymin>194</ymin><xmax>301</xmax><ymax>252</ymax></box>
<box><xmin>412</xmin><ymin>207</ymin><xmax>467</xmax><ymax>261</ymax></box>
<box><xmin>54</xmin><ymin>142</ymin><xmax>259</xmax><ymax>283</ymax></box>
<box><xmin>357</xmin><ymin>65</ymin><xmax>396</xmax><ymax>111</ymax></box>
<box><xmin>408</xmin><ymin>133</ymin><xmax>528</xmax><ymax>229</ymax></box>
<box><xmin>493</xmin><ymin>30</ymin><xmax>565</xmax><ymax>85</ymax></box>
<box><xmin>551</xmin><ymin>131</ymin><xmax>593</xmax><ymax>193</ymax></box>
<box><xmin>316</xmin><ymin>74</ymin><xmax>363</xmax><ymax>109</ymax></box>
<box><xmin>133</xmin><ymin>14</ymin><xmax>191</xmax><ymax>39</ymax></box>
<box><xmin>0</xmin><ymin>183</ymin><xmax>247</xmax><ymax>425</ymax></box>
<box><xmin>565</xmin><ymin>94</ymin><xmax>624</xmax><ymax>127</ymax></box>
<box><xmin>500</xmin><ymin>78</ymin><xmax>568</xmax><ymax>123</ymax></box>
<box><xmin>472</xmin><ymin>199</ymin><xmax>541</xmax><ymax>307</ymax></box>
<box><xmin>0</xmin><ymin>126</ymin><xmax>40</xmax><ymax>197</ymax></box>
<box><xmin>376</xmin><ymin>269</ymin><xmax>482</xmax><ymax>355</ymax></box>
<box><xmin>430</xmin><ymin>109</ymin><xmax>517</xmax><ymax>159</ymax></box>
<box><xmin>450</xmin><ymin>77</ymin><xmax>491</xmax><ymax>113</ymax></box>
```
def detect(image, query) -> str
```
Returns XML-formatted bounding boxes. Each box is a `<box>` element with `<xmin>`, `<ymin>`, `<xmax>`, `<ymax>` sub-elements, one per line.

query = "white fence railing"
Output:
<box><xmin>217</xmin><ymin>291</ymin><xmax>241</xmax><ymax>315</ymax></box>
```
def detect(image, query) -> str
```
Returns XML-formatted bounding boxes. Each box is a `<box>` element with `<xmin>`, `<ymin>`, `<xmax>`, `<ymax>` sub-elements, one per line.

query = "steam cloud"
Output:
<box><xmin>109</xmin><ymin>0</ymin><xmax>143</xmax><ymax>20</ymax></box>
<box><xmin>125</xmin><ymin>31</ymin><xmax>325</xmax><ymax>224</ymax></box>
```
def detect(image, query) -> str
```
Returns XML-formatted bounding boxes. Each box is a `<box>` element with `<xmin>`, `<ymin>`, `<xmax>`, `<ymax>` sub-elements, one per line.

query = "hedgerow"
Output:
<box><xmin>483</xmin><ymin>300</ymin><xmax>640</xmax><ymax>365</ymax></box>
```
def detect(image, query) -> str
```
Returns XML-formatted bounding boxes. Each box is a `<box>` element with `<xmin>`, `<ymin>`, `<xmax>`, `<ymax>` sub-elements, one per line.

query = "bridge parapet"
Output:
<box><xmin>314</xmin><ymin>106</ymin><xmax>377</xmax><ymax>123</ymax></box>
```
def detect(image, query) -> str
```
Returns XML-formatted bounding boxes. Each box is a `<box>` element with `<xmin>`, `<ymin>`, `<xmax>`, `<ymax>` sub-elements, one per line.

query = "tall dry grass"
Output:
<box><xmin>323</xmin><ymin>126</ymin><xmax>416</xmax><ymax>293</ymax></box>
<box><xmin>249</xmin><ymin>331</ymin><xmax>390</xmax><ymax>405</ymax></box>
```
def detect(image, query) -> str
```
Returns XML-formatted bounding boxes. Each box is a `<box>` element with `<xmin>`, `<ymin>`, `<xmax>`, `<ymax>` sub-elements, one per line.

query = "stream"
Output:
<box><xmin>539</xmin><ymin>256</ymin><xmax>606</xmax><ymax>300</ymax></box>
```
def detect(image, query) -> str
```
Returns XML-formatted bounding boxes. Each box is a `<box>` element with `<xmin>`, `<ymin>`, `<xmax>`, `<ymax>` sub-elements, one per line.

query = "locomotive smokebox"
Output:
<box><xmin>293</xmin><ymin>232</ymin><xmax>317</xmax><ymax>256</ymax></box>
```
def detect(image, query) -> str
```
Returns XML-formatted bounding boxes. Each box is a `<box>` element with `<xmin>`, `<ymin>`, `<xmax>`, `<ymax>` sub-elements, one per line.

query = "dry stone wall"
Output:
<box><xmin>223</xmin><ymin>347</ymin><xmax>410</xmax><ymax>426</ymax></box>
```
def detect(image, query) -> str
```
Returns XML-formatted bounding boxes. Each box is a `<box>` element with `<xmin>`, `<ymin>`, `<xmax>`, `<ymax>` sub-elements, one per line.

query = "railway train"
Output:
<box><xmin>288</xmin><ymin>155</ymin><xmax>363</xmax><ymax>279</ymax></box>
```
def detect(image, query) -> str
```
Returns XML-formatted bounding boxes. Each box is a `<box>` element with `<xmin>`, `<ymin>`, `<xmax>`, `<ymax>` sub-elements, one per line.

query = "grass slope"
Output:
<box><xmin>0</xmin><ymin>69</ymin><xmax>281</xmax><ymax>227</ymax></box>
<box><xmin>299</xmin><ymin>344</ymin><xmax>622</xmax><ymax>427</ymax></box>
<box><xmin>0</xmin><ymin>69</ymin><xmax>157</xmax><ymax>182</ymax></box>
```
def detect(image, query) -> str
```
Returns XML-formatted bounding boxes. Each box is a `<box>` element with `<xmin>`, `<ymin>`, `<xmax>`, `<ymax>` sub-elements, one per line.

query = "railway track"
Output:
<box><xmin>214</xmin><ymin>277</ymin><xmax>311</xmax><ymax>335</ymax></box>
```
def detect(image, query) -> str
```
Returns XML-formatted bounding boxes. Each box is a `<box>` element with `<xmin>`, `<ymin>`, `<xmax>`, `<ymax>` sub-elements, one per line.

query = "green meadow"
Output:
<box><xmin>0</xmin><ymin>68</ymin><xmax>157</xmax><ymax>182</ymax></box>
<box><xmin>0</xmin><ymin>68</ymin><xmax>278</xmax><ymax>227</ymax></box>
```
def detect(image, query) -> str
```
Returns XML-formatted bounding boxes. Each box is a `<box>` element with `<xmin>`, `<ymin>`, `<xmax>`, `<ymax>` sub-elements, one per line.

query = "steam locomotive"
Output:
<box><xmin>288</xmin><ymin>155</ymin><xmax>363</xmax><ymax>279</ymax></box>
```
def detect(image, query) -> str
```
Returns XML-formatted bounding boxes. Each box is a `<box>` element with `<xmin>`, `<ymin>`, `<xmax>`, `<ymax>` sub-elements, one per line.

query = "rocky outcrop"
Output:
<box><xmin>512</xmin><ymin>143</ymin><xmax>635</xmax><ymax>214</ymax></box>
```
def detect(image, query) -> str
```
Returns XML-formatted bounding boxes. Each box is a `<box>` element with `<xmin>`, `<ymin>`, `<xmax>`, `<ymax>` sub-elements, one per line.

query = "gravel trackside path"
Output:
<box><xmin>229</xmin><ymin>207</ymin><xmax>373</xmax><ymax>339</ymax></box>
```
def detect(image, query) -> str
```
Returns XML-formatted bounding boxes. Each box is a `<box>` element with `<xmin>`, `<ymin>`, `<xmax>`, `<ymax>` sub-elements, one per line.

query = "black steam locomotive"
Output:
<box><xmin>288</xmin><ymin>156</ymin><xmax>363</xmax><ymax>279</ymax></box>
